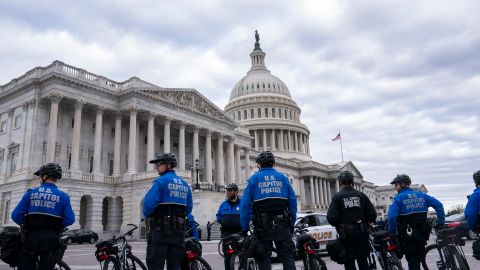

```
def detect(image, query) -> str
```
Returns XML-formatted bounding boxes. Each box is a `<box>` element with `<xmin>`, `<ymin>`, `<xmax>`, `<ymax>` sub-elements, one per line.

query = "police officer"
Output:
<box><xmin>465</xmin><ymin>170</ymin><xmax>480</xmax><ymax>234</ymax></box>
<box><xmin>216</xmin><ymin>183</ymin><xmax>242</xmax><ymax>270</ymax></box>
<box><xmin>327</xmin><ymin>171</ymin><xmax>376</xmax><ymax>270</ymax></box>
<box><xmin>11</xmin><ymin>163</ymin><xmax>75</xmax><ymax>270</ymax></box>
<box><xmin>240</xmin><ymin>151</ymin><xmax>297</xmax><ymax>270</ymax></box>
<box><xmin>388</xmin><ymin>174</ymin><xmax>445</xmax><ymax>270</ymax></box>
<box><xmin>143</xmin><ymin>153</ymin><xmax>193</xmax><ymax>270</ymax></box>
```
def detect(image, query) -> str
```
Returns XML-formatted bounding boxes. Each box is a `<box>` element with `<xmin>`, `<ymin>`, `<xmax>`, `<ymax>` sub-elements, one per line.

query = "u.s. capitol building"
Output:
<box><xmin>0</xmin><ymin>34</ymin><xmax>377</xmax><ymax>239</ymax></box>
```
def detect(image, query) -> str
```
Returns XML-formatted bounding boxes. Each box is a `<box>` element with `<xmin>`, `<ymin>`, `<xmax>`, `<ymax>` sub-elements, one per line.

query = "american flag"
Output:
<box><xmin>332</xmin><ymin>132</ymin><xmax>341</xmax><ymax>141</ymax></box>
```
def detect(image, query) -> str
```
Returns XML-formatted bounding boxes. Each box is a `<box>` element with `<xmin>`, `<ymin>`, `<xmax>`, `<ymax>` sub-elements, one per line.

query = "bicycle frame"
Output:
<box><xmin>95</xmin><ymin>224</ymin><xmax>138</xmax><ymax>270</ymax></box>
<box><xmin>433</xmin><ymin>229</ymin><xmax>467</xmax><ymax>269</ymax></box>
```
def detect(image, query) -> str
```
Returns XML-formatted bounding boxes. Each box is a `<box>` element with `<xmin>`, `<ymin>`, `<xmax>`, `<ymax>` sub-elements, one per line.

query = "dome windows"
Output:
<box><xmin>258</xmin><ymin>108</ymin><xmax>262</xmax><ymax>118</ymax></box>
<box><xmin>251</xmin><ymin>108</ymin><xmax>254</xmax><ymax>119</ymax></box>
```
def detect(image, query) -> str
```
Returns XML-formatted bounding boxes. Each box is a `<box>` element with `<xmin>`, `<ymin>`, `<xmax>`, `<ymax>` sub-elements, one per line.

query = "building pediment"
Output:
<box><xmin>137</xmin><ymin>88</ymin><xmax>237</xmax><ymax>125</ymax></box>
<box><xmin>328</xmin><ymin>161</ymin><xmax>364</xmax><ymax>179</ymax></box>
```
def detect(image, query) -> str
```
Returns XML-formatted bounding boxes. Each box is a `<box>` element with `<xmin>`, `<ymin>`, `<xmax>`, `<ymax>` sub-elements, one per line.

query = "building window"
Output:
<box><xmin>232</xmin><ymin>113</ymin><xmax>235</xmax><ymax>121</ymax></box>
<box><xmin>258</xmin><ymin>108</ymin><xmax>261</xmax><ymax>118</ymax></box>
<box><xmin>284</xmin><ymin>109</ymin><xmax>287</xmax><ymax>119</ymax></box>
<box><xmin>3</xmin><ymin>199</ymin><xmax>10</xmax><ymax>224</ymax></box>
<box><xmin>108</xmin><ymin>153</ymin><xmax>114</xmax><ymax>175</ymax></box>
<box><xmin>271</xmin><ymin>108</ymin><xmax>275</xmax><ymax>118</ymax></box>
<box><xmin>250</xmin><ymin>109</ymin><xmax>254</xmax><ymax>118</ymax></box>
<box><xmin>244</xmin><ymin>110</ymin><xmax>247</xmax><ymax>120</ymax></box>
<box><xmin>14</xmin><ymin>115</ymin><xmax>21</xmax><ymax>129</ymax></box>
<box><xmin>265</xmin><ymin>108</ymin><xmax>269</xmax><ymax>118</ymax></box>
<box><xmin>0</xmin><ymin>121</ymin><xmax>6</xmax><ymax>134</ymax></box>
<box><xmin>111</xmin><ymin>127</ymin><xmax>115</xmax><ymax>137</ymax></box>
<box><xmin>9</xmin><ymin>147</ymin><xmax>19</xmax><ymax>174</ymax></box>
<box><xmin>71</xmin><ymin>118</ymin><xmax>75</xmax><ymax>128</ymax></box>
<box><xmin>237</xmin><ymin>111</ymin><xmax>241</xmax><ymax>120</ymax></box>
<box><xmin>0</xmin><ymin>149</ymin><xmax>4</xmax><ymax>172</ymax></box>
<box><xmin>92</xmin><ymin>122</ymin><xmax>96</xmax><ymax>133</ymax></box>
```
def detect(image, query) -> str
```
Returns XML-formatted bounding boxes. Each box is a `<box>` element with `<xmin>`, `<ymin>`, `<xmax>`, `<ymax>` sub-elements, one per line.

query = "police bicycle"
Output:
<box><xmin>293</xmin><ymin>217</ymin><xmax>327</xmax><ymax>270</ymax></box>
<box><xmin>367</xmin><ymin>224</ymin><xmax>403</xmax><ymax>270</ymax></box>
<box><xmin>421</xmin><ymin>225</ymin><xmax>470</xmax><ymax>270</ymax></box>
<box><xmin>226</xmin><ymin>230</ymin><xmax>259</xmax><ymax>270</ymax></box>
<box><xmin>181</xmin><ymin>220</ymin><xmax>212</xmax><ymax>270</ymax></box>
<box><xmin>94</xmin><ymin>224</ymin><xmax>147</xmax><ymax>270</ymax></box>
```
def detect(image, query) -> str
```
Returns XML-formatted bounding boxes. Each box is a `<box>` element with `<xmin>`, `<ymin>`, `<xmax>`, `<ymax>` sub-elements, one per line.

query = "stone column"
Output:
<box><xmin>192</xmin><ymin>127</ymin><xmax>199</xmax><ymax>164</ymax></box>
<box><xmin>163</xmin><ymin>118</ymin><xmax>171</xmax><ymax>153</ymax></box>
<box><xmin>309</xmin><ymin>176</ymin><xmax>315</xmax><ymax>207</ymax></box>
<box><xmin>327</xmin><ymin>180</ymin><xmax>332</xmax><ymax>204</ymax></box>
<box><xmin>263</xmin><ymin>129</ymin><xmax>267</xmax><ymax>150</ymax></box>
<box><xmin>22</xmin><ymin>100</ymin><xmax>36</xmax><ymax>172</ymax></box>
<box><xmin>46</xmin><ymin>93</ymin><xmax>62</xmax><ymax>162</ymax></box>
<box><xmin>323</xmin><ymin>179</ymin><xmax>329</xmax><ymax>205</ymax></box>
<box><xmin>18</xmin><ymin>103</ymin><xmax>29</xmax><ymax>171</ymax></box>
<box><xmin>235</xmin><ymin>145</ymin><xmax>241</xmax><ymax>184</ymax></box>
<box><xmin>288</xmin><ymin>131</ymin><xmax>293</xmax><ymax>151</ymax></box>
<box><xmin>254</xmin><ymin>130</ymin><xmax>259</xmax><ymax>151</ymax></box>
<box><xmin>312</xmin><ymin>176</ymin><xmax>318</xmax><ymax>207</ymax></box>
<box><xmin>204</xmin><ymin>130</ymin><xmax>212</xmax><ymax>183</ymax></box>
<box><xmin>70</xmin><ymin>100</ymin><xmax>85</xmax><ymax>175</ymax></box>
<box><xmin>92</xmin><ymin>107</ymin><xmax>104</xmax><ymax>179</ymax></box>
<box><xmin>2</xmin><ymin>109</ymin><xmax>14</xmax><ymax>176</ymax></box>
<box><xmin>147</xmin><ymin>113</ymin><xmax>156</xmax><ymax>171</ymax></box>
<box><xmin>270</xmin><ymin>129</ymin><xmax>275</xmax><ymax>150</ymax></box>
<box><xmin>127</xmin><ymin>107</ymin><xmax>137</xmax><ymax>173</ymax></box>
<box><xmin>112</xmin><ymin>112</ymin><xmax>122</xmax><ymax>177</ymax></box>
<box><xmin>279</xmin><ymin>130</ymin><xmax>284</xmax><ymax>151</ymax></box>
<box><xmin>216</xmin><ymin>134</ymin><xmax>224</xmax><ymax>186</ymax></box>
<box><xmin>307</xmin><ymin>136</ymin><xmax>310</xmax><ymax>154</ymax></box>
<box><xmin>227</xmin><ymin>137</ymin><xmax>235</xmax><ymax>184</ymax></box>
<box><xmin>318</xmin><ymin>178</ymin><xmax>324</xmax><ymax>207</ymax></box>
<box><xmin>335</xmin><ymin>179</ymin><xmax>340</xmax><ymax>193</ymax></box>
<box><xmin>299</xmin><ymin>178</ymin><xmax>306</xmax><ymax>205</ymax></box>
<box><xmin>178</xmin><ymin>123</ymin><xmax>186</xmax><ymax>170</ymax></box>
<box><xmin>294</xmin><ymin>131</ymin><xmax>299</xmax><ymax>152</ymax></box>
<box><xmin>243</xmin><ymin>148</ymin><xmax>250</xmax><ymax>182</ymax></box>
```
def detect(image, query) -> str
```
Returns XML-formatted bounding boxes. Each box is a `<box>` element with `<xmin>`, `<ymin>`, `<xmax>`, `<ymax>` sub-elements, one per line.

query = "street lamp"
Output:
<box><xmin>190</xmin><ymin>158</ymin><xmax>203</xmax><ymax>190</ymax></box>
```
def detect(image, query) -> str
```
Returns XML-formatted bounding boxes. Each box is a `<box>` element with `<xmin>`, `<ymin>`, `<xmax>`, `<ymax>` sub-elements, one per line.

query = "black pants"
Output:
<box><xmin>342</xmin><ymin>238</ymin><xmax>370</xmax><ymax>270</ymax></box>
<box><xmin>18</xmin><ymin>231</ymin><xmax>59</xmax><ymax>270</ymax></box>
<box><xmin>403</xmin><ymin>238</ymin><xmax>426</xmax><ymax>270</ymax></box>
<box><xmin>146</xmin><ymin>229</ymin><xmax>185</xmax><ymax>270</ymax></box>
<box><xmin>254</xmin><ymin>225</ymin><xmax>296</xmax><ymax>270</ymax></box>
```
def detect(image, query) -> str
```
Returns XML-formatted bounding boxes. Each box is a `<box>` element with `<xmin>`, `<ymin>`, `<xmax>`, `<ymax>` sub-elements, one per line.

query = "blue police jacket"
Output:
<box><xmin>11</xmin><ymin>182</ymin><xmax>75</xmax><ymax>227</ymax></box>
<box><xmin>187</xmin><ymin>213</ymin><xmax>199</xmax><ymax>240</ymax></box>
<box><xmin>240</xmin><ymin>167</ymin><xmax>297</xmax><ymax>231</ymax></box>
<box><xmin>388</xmin><ymin>187</ymin><xmax>445</xmax><ymax>235</ymax></box>
<box><xmin>143</xmin><ymin>170</ymin><xmax>193</xmax><ymax>217</ymax></box>
<box><xmin>464</xmin><ymin>187</ymin><xmax>480</xmax><ymax>229</ymax></box>
<box><xmin>216</xmin><ymin>198</ymin><xmax>241</xmax><ymax>222</ymax></box>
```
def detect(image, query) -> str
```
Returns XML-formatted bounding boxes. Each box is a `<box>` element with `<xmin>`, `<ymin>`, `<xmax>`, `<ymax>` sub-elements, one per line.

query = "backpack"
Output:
<box><xmin>326</xmin><ymin>239</ymin><xmax>350</xmax><ymax>264</ymax></box>
<box><xmin>0</xmin><ymin>232</ymin><xmax>22</xmax><ymax>267</ymax></box>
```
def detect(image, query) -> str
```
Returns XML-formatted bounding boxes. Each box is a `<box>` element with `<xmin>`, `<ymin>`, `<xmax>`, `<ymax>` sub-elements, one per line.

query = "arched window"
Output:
<box><xmin>238</xmin><ymin>111</ymin><xmax>241</xmax><ymax>120</ymax></box>
<box><xmin>265</xmin><ymin>108</ymin><xmax>269</xmax><ymax>118</ymax></box>
<box><xmin>289</xmin><ymin>110</ymin><xmax>292</xmax><ymax>119</ymax></box>
<box><xmin>284</xmin><ymin>109</ymin><xmax>287</xmax><ymax>119</ymax></box>
<box><xmin>258</xmin><ymin>108</ymin><xmax>262</xmax><ymax>118</ymax></box>
<box><xmin>272</xmin><ymin>108</ymin><xmax>275</xmax><ymax>118</ymax></box>
<box><xmin>251</xmin><ymin>109</ymin><xmax>254</xmax><ymax>118</ymax></box>
<box><xmin>279</xmin><ymin>109</ymin><xmax>282</xmax><ymax>118</ymax></box>
<box><xmin>244</xmin><ymin>110</ymin><xmax>247</xmax><ymax>119</ymax></box>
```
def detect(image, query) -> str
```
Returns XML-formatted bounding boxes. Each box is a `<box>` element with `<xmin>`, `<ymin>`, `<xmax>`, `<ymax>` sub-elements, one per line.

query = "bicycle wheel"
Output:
<box><xmin>386</xmin><ymin>252</ymin><xmax>403</xmax><ymax>270</ymax></box>
<box><xmin>307</xmin><ymin>254</ymin><xmax>321</xmax><ymax>270</ymax></box>
<box><xmin>229</xmin><ymin>253</ymin><xmax>241</xmax><ymax>270</ymax></box>
<box><xmin>218</xmin><ymin>240</ymin><xmax>225</xmax><ymax>257</ymax></box>
<box><xmin>126</xmin><ymin>254</ymin><xmax>148</xmax><ymax>270</ymax></box>
<box><xmin>448</xmin><ymin>246</ymin><xmax>470</xmax><ymax>270</ymax></box>
<box><xmin>422</xmin><ymin>244</ymin><xmax>444</xmax><ymax>270</ymax></box>
<box><xmin>54</xmin><ymin>260</ymin><xmax>71</xmax><ymax>270</ymax></box>
<box><xmin>189</xmin><ymin>256</ymin><xmax>212</xmax><ymax>270</ymax></box>
<box><xmin>102</xmin><ymin>257</ymin><xmax>120</xmax><ymax>270</ymax></box>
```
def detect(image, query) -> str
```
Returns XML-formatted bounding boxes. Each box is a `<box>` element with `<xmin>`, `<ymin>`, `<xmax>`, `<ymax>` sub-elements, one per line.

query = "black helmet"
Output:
<box><xmin>338</xmin><ymin>171</ymin><xmax>354</xmax><ymax>184</ymax></box>
<box><xmin>390</xmin><ymin>174</ymin><xmax>411</xmax><ymax>185</ymax></box>
<box><xmin>34</xmin><ymin>163</ymin><xmax>62</xmax><ymax>180</ymax></box>
<box><xmin>473</xmin><ymin>170</ymin><xmax>480</xmax><ymax>184</ymax></box>
<box><xmin>225</xmin><ymin>183</ymin><xmax>239</xmax><ymax>191</ymax></box>
<box><xmin>255</xmin><ymin>151</ymin><xmax>275</xmax><ymax>167</ymax></box>
<box><xmin>149</xmin><ymin>153</ymin><xmax>177</xmax><ymax>167</ymax></box>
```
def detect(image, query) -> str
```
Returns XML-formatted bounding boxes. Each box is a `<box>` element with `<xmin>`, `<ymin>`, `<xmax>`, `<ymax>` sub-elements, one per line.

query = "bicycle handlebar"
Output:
<box><xmin>112</xmin><ymin>224</ymin><xmax>138</xmax><ymax>241</ymax></box>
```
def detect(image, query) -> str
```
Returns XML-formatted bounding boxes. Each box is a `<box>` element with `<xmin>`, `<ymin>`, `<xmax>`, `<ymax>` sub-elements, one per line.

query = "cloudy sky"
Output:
<box><xmin>1</xmin><ymin>0</ymin><xmax>480</xmax><ymax>210</ymax></box>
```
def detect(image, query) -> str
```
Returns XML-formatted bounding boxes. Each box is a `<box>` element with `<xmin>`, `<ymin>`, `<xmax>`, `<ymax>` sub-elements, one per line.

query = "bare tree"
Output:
<box><xmin>446</xmin><ymin>204</ymin><xmax>465</xmax><ymax>216</ymax></box>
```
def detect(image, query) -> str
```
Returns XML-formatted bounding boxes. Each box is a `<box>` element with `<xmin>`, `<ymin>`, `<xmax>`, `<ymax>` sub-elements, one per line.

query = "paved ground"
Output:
<box><xmin>1</xmin><ymin>239</ymin><xmax>479</xmax><ymax>269</ymax></box>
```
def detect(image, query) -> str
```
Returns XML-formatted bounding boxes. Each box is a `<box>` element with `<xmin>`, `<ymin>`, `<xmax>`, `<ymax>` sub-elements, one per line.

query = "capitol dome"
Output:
<box><xmin>225</xmin><ymin>31</ymin><xmax>311</xmax><ymax>161</ymax></box>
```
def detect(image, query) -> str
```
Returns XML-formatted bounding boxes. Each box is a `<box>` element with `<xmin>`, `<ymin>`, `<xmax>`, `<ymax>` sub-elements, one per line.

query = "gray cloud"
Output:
<box><xmin>1</xmin><ymin>0</ymin><xmax>479</xmax><ymax>211</ymax></box>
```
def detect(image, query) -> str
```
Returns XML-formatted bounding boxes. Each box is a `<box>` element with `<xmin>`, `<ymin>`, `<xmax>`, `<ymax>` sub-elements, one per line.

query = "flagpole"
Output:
<box><xmin>339</xmin><ymin>130</ymin><xmax>343</xmax><ymax>162</ymax></box>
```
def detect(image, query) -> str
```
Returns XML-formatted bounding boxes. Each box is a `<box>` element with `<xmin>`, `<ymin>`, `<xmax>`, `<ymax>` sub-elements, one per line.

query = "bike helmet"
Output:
<box><xmin>34</xmin><ymin>163</ymin><xmax>62</xmax><ymax>180</ymax></box>
<box><xmin>473</xmin><ymin>170</ymin><xmax>480</xmax><ymax>184</ymax></box>
<box><xmin>390</xmin><ymin>174</ymin><xmax>411</xmax><ymax>185</ymax></box>
<box><xmin>338</xmin><ymin>171</ymin><xmax>354</xmax><ymax>185</ymax></box>
<box><xmin>149</xmin><ymin>152</ymin><xmax>177</xmax><ymax>167</ymax></box>
<box><xmin>255</xmin><ymin>151</ymin><xmax>275</xmax><ymax>167</ymax></box>
<box><xmin>225</xmin><ymin>183</ymin><xmax>239</xmax><ymax>191</ymax></box>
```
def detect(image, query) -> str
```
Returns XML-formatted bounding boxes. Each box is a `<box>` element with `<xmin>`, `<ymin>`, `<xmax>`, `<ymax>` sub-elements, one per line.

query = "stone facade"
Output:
<box><xmin>0</xmin><ymin>35</ymin><xmax>378</xmax><ymax>239</ymax></box>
